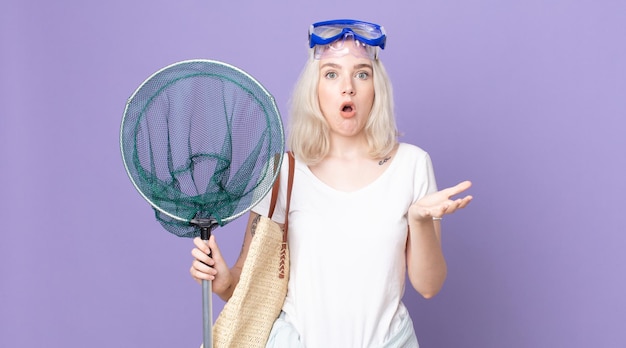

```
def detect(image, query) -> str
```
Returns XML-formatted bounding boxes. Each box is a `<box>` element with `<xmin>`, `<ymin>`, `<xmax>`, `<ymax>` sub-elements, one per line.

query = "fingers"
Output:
<box><xmin>441</xmin><ymin>195</ymin><xmax>473</xmax><ymax>216</ymax></box>
<box><xmin>458</xmin><ymin>195</ymin><xmax>473</xmax><ymax>209</ymax></box>
<box><xmin>190</xmin><ymin>236</ymin><xmax>219</xmax><ymax>282</ymax></box>
<box><xmin>192</xmin><ymin>235</ymin><xmax>224</xmax><ymax>262</ymax></box>
<box><xmin>189</xmin><ymin>258</ymin><xmax>217</xmax><ymax>283</ymax></box>
<box><xmin>189</xmin><ymin>261</ymin><xmax>217</xmax><ymax>283</ymax></box>
<box><xmin>443</xmin><ymin>180</ymin><xmax>472</xmax><ymax>198</ymax></box>
<box><xmin>193</xmin><ymin>236</ymin><xmax>211</xmax><ymax>255</ymax></box>
<box><xmin>207</xmin><ymin>235</ymin><xmax>224</xmax><ymax>264</ymax></box>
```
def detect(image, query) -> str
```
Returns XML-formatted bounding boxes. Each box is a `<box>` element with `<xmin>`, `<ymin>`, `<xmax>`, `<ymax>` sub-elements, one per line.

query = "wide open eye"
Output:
<box><xmin>355</xmin><ymin>71</ymin><xmax>370</xmax><ymax>80</ymax></box>
<box><xmin>325</xmin><ymin>71</ymin><xmax>338</xmax><ymax>79</ymax></box>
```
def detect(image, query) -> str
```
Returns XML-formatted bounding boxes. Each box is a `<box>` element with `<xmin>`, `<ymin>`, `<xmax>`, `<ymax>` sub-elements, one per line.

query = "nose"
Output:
<box><xmin>342</xmin><ymin>79</ymin><xmax>355</xmax><ymax>96</ymax></box>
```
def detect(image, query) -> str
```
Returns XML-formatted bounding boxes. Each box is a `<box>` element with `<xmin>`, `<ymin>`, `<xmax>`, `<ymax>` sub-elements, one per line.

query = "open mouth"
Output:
<box><xmin>340</xmin><ymin>102</ymin><xmax>356</xmax><ymax>117</ymax></box>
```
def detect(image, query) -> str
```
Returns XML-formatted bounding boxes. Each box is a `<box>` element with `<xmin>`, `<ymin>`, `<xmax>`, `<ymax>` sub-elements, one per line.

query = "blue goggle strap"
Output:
<box><xmin>308</xmin><ymin>20</ymin><xmax>386</xmax><ymax>49</ymax></box>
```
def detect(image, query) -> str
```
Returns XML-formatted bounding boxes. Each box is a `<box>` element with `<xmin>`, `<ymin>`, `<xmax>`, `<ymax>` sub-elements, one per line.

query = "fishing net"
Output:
<box><xmin>120</xmin><ymin>59</ymin><xmax>284</xmax><ymax>238</ymax></box>
<box><xmin>120</xmin><ymin>59</ymin><xmax>284</xmax><ymax>348</ymax></box>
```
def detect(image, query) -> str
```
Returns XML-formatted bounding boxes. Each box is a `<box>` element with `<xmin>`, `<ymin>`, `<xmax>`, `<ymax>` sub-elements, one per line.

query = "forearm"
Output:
<box><xmin>214</xmin><ymin>212</ymin><xmax>259</xmax><ymax>301</ymax></box>
<box><xmin>406</xmin><ymin>219</ymin><xmax>447</xmax><ymax>298</ymax></box>
<box><xmin>214</xmin><ymin>266</ymin><xmax>242</xmax><ymax>302</ymax></box>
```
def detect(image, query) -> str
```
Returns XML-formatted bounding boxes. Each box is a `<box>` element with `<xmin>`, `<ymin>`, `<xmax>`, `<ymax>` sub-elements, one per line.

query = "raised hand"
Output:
<box><xmin>409</xmin><ymin>181</ymin><xmax>473</xmax><ymax>222</ymax></box>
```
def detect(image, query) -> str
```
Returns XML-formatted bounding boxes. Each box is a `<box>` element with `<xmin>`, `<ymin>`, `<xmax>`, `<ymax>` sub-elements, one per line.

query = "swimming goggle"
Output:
<box><xmin>308</xmin><ymin>19</ymin><xmax>387</xmax><ymax>60</ymax></box>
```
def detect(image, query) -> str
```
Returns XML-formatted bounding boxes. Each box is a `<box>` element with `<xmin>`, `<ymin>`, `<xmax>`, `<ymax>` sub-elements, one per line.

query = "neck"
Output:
<box><xmin>326</xmin><ymin>134</ymin><xmax>370</xmax><ymax>160</ymax></box>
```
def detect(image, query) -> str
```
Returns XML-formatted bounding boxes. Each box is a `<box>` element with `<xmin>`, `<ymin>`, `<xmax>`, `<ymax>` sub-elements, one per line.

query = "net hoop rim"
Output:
<box><xmin>119</xmin><ymin>59</ymin><xmax>284</xmax><ymax>225</ymax></box>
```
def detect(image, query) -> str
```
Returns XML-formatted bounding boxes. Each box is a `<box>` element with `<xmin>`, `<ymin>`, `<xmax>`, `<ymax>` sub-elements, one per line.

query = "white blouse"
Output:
<box><xmin>253</xmin><ymin>143</ymin><xmax>438</xmax><ymax>347</ymax></box>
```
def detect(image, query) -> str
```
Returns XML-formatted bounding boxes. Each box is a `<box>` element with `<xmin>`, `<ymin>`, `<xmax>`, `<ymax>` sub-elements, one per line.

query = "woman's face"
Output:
<box><xmin>317</xmin><ymin>40</ymin><xmax>375</xmax><ymax>139</ymax></box>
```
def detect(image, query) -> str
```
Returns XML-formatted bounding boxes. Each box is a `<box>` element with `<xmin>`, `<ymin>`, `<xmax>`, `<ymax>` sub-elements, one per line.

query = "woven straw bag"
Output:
<box><xmin>211</xmin><ymin>152</ymin><xmax>294</xmax><ymax>348</ymax></box>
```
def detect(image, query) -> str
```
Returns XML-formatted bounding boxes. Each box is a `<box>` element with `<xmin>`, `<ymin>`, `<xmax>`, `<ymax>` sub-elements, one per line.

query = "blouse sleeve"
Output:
<box><xmin>413</xmin><ymin>150</ymin><xmax>439</xmax><ymax>201</ymax></box>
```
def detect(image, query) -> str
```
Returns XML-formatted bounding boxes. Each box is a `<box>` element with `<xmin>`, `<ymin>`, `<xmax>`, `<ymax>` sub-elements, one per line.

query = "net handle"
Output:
<box><xmin>198</xmin><ymin>219</ymin><xmax>218</xmax><ymax>348</ymax></box>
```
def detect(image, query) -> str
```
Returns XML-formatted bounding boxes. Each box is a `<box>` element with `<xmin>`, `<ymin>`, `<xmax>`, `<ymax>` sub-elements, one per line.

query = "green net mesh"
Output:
<box><xmin>120</xmin><ymin>60</ymin><xmax>284</xmax><ymax>238</ymax></box>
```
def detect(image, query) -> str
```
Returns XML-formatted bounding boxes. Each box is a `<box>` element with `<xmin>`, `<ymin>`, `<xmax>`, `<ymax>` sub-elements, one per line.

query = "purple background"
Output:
<box><xmin>2</xmin><ymin>0</ymin><xmax>625</xmax><ymax>347</ymax></box>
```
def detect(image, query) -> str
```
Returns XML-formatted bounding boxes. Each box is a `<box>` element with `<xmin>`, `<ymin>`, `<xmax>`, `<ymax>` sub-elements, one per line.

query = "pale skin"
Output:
<box><xmin>190</xmin><ymin>41</ymin><xmax>472</xmax><ymax>300</ymax></box>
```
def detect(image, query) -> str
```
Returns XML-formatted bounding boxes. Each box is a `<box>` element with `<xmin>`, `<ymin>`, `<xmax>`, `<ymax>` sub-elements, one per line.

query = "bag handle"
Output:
<box><xmin>283</xmin><ymin>152</ymin><xmax>295</xmax><ymax>237</ymax></box>
<box><xmin>267</xmin><ymin>152</ymin><xmax>295</xmax><ymax>218</ymax></box>
<box><xmin>269</xmin><ymin>152</ymin><xmax>294</xmax><ymax>279</ymax></box>
<box><xmin>267</xmin><ymin>153</ymin><xmax>282</xmax><ymax>219</ymax></box>
<box><xmin>267</xmin><ymin>152</ymin><xmax>294</xmax><ymax>218</ymax></box>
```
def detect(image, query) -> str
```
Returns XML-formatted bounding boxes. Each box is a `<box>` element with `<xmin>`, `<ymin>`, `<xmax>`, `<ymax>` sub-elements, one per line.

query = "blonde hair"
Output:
<box><xmin>287</xmin><ymin>56</ymin><xmax>398</xmax><ymax>165</ymax></box>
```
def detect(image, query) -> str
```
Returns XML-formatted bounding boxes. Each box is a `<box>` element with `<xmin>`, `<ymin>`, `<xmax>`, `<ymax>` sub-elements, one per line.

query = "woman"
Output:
<box><xmin>190</xmin><ymin>19</ymin><xmax>473</xmax><ymax>347</ymax></box>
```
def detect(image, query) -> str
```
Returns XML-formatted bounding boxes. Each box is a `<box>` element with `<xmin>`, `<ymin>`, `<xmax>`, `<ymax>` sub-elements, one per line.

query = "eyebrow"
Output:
<box><xmin>320</xmin><ymin>62</ymin><xmax>373</xmax><ymax>70</ymax></box>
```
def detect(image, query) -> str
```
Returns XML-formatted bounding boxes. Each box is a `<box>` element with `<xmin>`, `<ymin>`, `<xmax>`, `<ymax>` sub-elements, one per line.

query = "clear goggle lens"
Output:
<box><xmin>313</xmin><ymin>35</ymin><xmax>379</xmax><ymax>60</ymax></box>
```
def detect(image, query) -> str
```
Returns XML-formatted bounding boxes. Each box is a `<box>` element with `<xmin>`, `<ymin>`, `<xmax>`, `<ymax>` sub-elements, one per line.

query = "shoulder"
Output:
<box><xmin>396</xmin><ymin>143</ymin><xmax>431</xmax><ymax>163</ymax></box>
<box><xmin>395</xmin><ymin>143</ymin><xmax>438</xmax><ymax>194</ymax></box>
